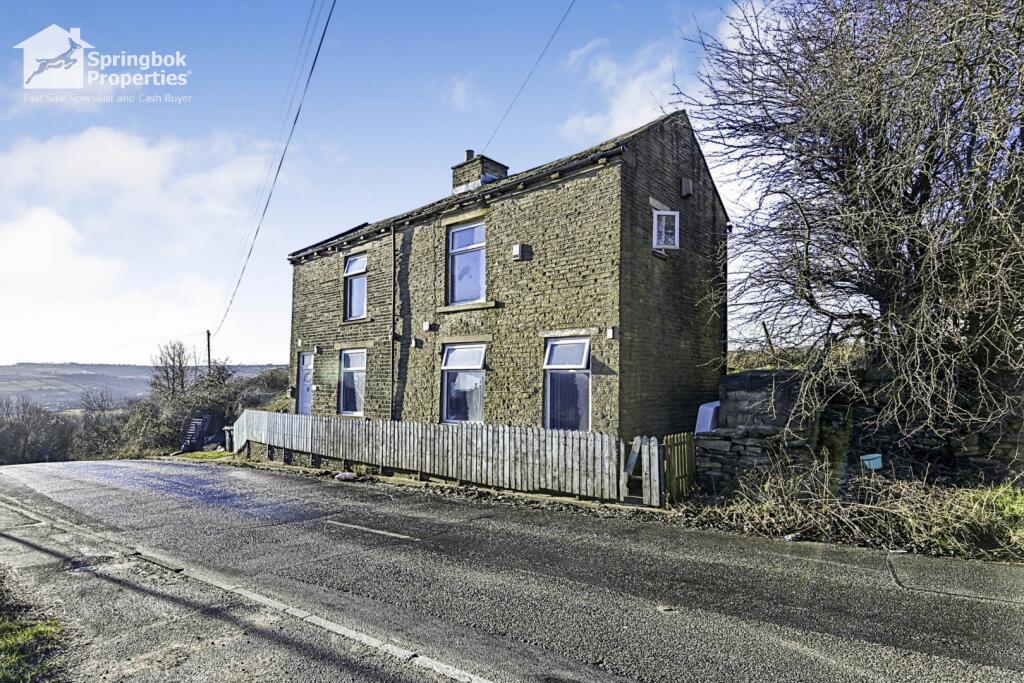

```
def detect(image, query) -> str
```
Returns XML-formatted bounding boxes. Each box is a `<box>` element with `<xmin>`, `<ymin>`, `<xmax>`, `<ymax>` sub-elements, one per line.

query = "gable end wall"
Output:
<box><xmin>618</xmin><ymin>116</ymin><xmax>728</xmax><ymax>438</ymax></box>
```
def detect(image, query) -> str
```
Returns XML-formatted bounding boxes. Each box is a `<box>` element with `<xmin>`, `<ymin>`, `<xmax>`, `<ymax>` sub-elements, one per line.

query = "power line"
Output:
<box><xmin>481</xmin><ymin>0</ymin><xmax>576</xmax><ymax>154</ymax></box>
<box><xmin>213</xmin><ymin>0</ymin><xmax>338</xmax><ymax>337</ymax></box>
<box><xmin>216</xmin><ymin>0</ymin><xmax>326</xmax><ymax>317</ymax></box>
<box><xmin>219</xmin><ymin>0</ymin><xmax>321</xmax><ymax>302</ymax></box>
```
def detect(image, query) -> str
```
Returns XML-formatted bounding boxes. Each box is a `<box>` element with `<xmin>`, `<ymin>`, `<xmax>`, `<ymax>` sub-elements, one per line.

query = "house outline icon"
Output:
<box><xmin>14</xmin><ymin>24</ymin><xmax>94</xmax><ymax>90</ymax></box>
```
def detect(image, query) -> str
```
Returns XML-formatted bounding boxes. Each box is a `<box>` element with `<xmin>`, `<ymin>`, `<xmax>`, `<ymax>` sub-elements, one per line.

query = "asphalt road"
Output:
<box><xmin>0</xmin><ymin>460</ymin><xmax>1021</xmax><ymax>682</ymax></box>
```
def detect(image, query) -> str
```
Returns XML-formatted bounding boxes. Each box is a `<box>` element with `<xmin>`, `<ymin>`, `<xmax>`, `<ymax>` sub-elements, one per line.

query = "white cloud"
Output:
<box><xmin>717</xmin><ymin>0</ymin><xmax>770</xmax><ymax>51</ymax></box>
<box><xmin>558</xmin><ymin>42</ymin><xmax>680</xmax><ymax>144</ymax></box>
<box><xmin>0</xmin><ymin>127</ymin><xmax>286</xmax><ymax>364</ymax></box>
<box><xmin>0</xmin><ymin>208</ymin><xmax>119</xmax><ymax>294</ymax></box>
<box><xmin>444</xmin><ymin>74</ymin><xmax>480</xmax><ymax>111</ymax></box>
<box><xmin>558</xmin><ymin>36</ymin><xmax>751</xmax><ymax>219</ymax></box>
<box><xmin>0</xmin><ymin>127</ymin><xmax>269</xmax><ymax>250</ymax></box>
<box><xmin>566</xmin><ymin>38</ymin><xmax>609</xmax><ymax>71</ymax></box>
<box><xmin>0</xmin><ymin>207</ymin><xmax>221</xmax><ymax>363</ymax></box>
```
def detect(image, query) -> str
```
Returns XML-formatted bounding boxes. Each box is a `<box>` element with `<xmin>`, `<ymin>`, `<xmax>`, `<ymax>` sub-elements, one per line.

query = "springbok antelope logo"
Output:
<box><xmin>14</xmin><ymin>25</ymin><xmax>93</xmax><ymax>90</ymax></box>
<box><xmin>25</xmin><ymin>37</ymin><xmax>81</xmax><ymax>84</ymax></box>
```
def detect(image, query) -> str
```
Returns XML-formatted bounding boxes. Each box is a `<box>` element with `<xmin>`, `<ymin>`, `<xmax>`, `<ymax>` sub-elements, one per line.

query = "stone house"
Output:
<box><xmin>286</xmin><ymin>111</ymin><xmax>728</xmax><ymax>439</ymax></box>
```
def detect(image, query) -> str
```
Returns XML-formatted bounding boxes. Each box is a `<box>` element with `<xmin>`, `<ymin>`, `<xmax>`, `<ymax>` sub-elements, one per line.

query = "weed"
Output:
<box><xmin>681</xmin><ymin>459</ymin><xmax>1024</xmax><ymax>561</ymax></box>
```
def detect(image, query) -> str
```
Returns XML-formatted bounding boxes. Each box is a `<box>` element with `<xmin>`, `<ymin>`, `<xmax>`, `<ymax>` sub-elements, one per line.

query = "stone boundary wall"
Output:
<box><xmin>696</xmin><ymin>370</ymin><xmax>1023</xmax><ymax>493</ymax></box>
<box><xmin>694</xmin><ymin>371</ymin><xmax>808</xmax><ymax>493</ymax></box>
<box><xmin>694</xmin><ymin>429</ymin><xmax>809</xmax><ymax>494</ymax></box>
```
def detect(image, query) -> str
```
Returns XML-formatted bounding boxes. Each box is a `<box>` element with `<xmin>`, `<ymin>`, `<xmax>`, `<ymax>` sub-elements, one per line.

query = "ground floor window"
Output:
<box><xmin>339</xmin><ymin>349</ymin><xmax>366</xmax><ymax>415</ymax></box>
<box><xmin>544</xmin><ymin>337</ymin><xmax>591</xmax><ymax>431</ymax></box>
<box><xmin>441</xmin><ymin>343</ymin><xmax>486</xmax><ymax>423</ymax></box>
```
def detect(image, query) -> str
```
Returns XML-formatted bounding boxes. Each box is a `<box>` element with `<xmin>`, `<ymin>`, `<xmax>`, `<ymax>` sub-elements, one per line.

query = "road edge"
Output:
<box><xmin>0</xmin><ymin>493</ymin><xmax>495</xmax><ymax>683</ymax></box>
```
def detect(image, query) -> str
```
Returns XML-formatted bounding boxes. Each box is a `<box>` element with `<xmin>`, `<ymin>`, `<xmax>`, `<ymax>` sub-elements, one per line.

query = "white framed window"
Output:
<box><xmin>448</xmin><ymin>223</ymin><xmax>486</xmax><ymax>304</ymax></box>
<box><xmin>544</xmin><ymin>338</ymin><xmax>591</xmax><ymax>431</ymax></box>
<box><xmin>652</xmin><ymin>210</ymin><xmax>680</xmax><ymax>250</ymax></box>
<box><xmin>344</xmin><ymin>254</ymin><xmax>367</xmax><ymax>320</ymax></box>
<box><xmin>441</xmin><ymin>343</ymin><xmax>486</xmax><ymax>423</ymax></box>
<box><xmin>543</xmin><ymin>337</ymin><xmax>591</xmax><ymax>369</ymax></box>
<box><xmin>339</xmin><ymin>349</ymin><xmax>366</xmax><ymax>415</ymax></box>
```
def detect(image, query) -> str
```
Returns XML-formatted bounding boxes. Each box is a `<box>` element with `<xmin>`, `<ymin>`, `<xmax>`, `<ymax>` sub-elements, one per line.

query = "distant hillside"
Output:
<box><xmin>0</xmin><ymin>363</ymin><xmax>285</xmax><ymax>411</ymax></box>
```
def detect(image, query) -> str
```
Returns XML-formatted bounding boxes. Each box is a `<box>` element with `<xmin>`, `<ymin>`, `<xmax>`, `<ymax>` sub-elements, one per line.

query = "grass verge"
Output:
<box><xmin>0</xmin><ymin>571</ymin><xmax>61</xmax><ymax>681</ymax></box>
<box><xmin>176</xmin><ymin>451</ymin><xmax>232</xmax><ymax>461</ymax></box>
<box><xmin>679</xmin><ymin>459</ymin><xmax>1024</xmax><ymax>561</ymax></box>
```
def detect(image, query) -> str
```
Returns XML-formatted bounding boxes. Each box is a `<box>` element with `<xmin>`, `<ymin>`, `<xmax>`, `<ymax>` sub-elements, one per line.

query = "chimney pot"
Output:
<box><xmin>465</xmin><ymin>149</ymin><xmax>475</xmax><ymax>162</ymax></box>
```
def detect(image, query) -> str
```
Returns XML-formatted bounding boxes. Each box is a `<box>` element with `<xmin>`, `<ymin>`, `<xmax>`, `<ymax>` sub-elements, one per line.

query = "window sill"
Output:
<box><xmin>340</xmin><ymin>316</ymin><xmax>373</xmax><ymax>326</ymax></box>
<box><xmin>651</xmin><ymin>250</ymin><xmax>668</xmax><ymax>260</ymax></box>
<box><xmin>338</xmin><ymin>413</ymin><xmax>365</xmax><ymax>419</ymax></box>
<box><xmin>436</xmin><ymin>300</ymin><xmax>498</xmax><ymax>314</ymax></box>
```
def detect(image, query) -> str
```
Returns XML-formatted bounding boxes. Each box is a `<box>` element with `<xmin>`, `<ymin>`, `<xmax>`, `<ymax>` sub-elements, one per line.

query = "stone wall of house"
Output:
<box><xmin>618</xmin><ymin>114</ymin><xmax>729</xmax><ymax>438</ymax></box>
<box><xmin>287</xmin><ymin>113</ymin><xmax>729</xmax><ymax>439</ymax></box>
<box><xmin>289</xmin><ymin>234</ymin><xmax>395</xmax><ymax>420</ymax></box>
<box><xmin>289</xmin><ymin>162</ymin><xmax>625</xmax><ymax>433</ymax></box>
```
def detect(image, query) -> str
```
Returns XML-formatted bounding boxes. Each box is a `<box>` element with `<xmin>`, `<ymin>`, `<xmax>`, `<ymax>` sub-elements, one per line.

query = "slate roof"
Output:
<box><xmin>288</xmin><ymin>110</ymin><xmax>692</xmax><ymax>262</ymax></box>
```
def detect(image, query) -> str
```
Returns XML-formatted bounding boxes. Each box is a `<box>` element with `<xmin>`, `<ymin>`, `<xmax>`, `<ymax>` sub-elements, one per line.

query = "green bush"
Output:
<box><xmin>0</xmin><ymin>397</ymin><xmax>75</xmax><ymax>466</ymax></box>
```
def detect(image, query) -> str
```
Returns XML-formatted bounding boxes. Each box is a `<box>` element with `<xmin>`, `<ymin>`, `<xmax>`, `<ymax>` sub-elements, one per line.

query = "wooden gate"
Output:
<box><xmin>661</xmin><ymin>432</ymin><xmax>695</xmax><ymax>503</ymax></box>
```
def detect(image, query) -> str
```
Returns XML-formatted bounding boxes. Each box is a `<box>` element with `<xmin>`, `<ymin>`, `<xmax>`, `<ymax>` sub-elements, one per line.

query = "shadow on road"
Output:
<box><xmin>0</xmin><ymin>530</ymin><xmax>408</xmax><ymax>679</ymax></box>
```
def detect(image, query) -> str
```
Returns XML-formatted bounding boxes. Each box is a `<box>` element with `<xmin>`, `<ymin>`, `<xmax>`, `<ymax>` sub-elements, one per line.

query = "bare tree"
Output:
<box><xmin>150</xmin><ymin>340</ymin><xmax>196</xmax><ymax>399</ymax></box>
<box><xmin>683</xmin><ymin>0</ymin><xmax>1024</xmax><ymax>441</ymax></box>
<box><xmin>72</xmin><ymin>388</ymin><xmax>124</xmax><ymax>459</ymax></box>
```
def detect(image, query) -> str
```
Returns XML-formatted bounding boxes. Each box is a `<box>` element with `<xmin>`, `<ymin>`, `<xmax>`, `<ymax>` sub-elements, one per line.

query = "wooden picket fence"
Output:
<box><xmin>230</xmin><ymin>410</ymin><xmax>691</xmax><ymax>508</ymax></box>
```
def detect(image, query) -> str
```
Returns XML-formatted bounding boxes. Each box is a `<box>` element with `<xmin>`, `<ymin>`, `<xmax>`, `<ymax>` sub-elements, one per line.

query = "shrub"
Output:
<box><xmin>0</xmin><ymin>397</ymin><xmax>75</xmax><ymax>466</ymax></box>
<box><xmin>682</xmin><ymin>459</ymin><xmax>1024</xmax><ymax>561</ymax></box>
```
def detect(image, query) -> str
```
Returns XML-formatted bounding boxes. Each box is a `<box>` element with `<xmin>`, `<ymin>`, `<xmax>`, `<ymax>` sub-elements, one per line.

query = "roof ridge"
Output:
<box><xmin>288</xmin><ymin>110</ymin><xmax>688</xmax><ymax>260</ymax></box>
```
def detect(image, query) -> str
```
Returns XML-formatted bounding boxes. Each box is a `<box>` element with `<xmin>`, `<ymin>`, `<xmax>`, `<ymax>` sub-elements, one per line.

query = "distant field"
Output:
<box><xmin>0</xmin><ymin>363</ymin><xmax>284</xmax><ymax>411</ymax></box>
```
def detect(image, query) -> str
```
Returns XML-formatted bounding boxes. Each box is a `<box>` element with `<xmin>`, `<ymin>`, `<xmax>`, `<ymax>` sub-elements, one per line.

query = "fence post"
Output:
<box><xmin>640</xmin><ymin>437</ymin><xmax>663</xmax><ymax>508</ymax></box>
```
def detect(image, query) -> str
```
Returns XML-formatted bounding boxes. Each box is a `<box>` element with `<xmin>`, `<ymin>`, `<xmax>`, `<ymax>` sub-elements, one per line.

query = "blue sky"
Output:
<box><xmin>0</xmin><ymin>0</ymin><xmax>731</xmax><ymax>365</ymax></box>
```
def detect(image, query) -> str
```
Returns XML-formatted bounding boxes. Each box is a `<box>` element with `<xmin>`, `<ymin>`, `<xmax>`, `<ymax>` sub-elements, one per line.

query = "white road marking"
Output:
<box><xmin>324</xmin><ymin>519</ymin><xmax>420</xmax><ymax>541</ymax></box>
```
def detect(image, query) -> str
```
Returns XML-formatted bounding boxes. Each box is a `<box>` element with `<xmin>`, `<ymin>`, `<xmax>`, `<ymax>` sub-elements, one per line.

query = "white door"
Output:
<box><xmin>297</xmin><ymin>352</ymin><xmax>314</xmax><ymax>415</ymax></box>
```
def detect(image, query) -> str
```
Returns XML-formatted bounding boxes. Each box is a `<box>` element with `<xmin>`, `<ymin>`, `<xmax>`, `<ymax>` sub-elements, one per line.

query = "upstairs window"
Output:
<box><xmin>344</xmin><ymin>254</ymin><xmax>367</xmax><ymax>320</ymax></box>
<box><xmin>441</xmin><ymin>343</ymin><xmax>486</xmax><ymax>423</ymax></box>
<box><xmin>448</xmin><ymin>223</ymin><xmax>486</xmax><ymax>304</ymax></box>
<box><xmin>339</xmin><ymin>349</ymin><xmax>366</xmax><ymax>415</ymax></box>
<box><xmin>652</xmin><ymin>210</ymin><xmax>680</xmax><ymax>250</ymax></box>
<box><xmin>544</xmin><ymin>338</ymin><xmax>591</xmax><ymax>431</ymax></box>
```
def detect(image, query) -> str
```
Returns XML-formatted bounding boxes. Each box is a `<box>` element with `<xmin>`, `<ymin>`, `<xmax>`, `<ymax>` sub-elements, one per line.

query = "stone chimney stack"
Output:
<box><xmin>452</xmin><ymin>150</ymin><xmax>508</xmax><ymax>194</ymax></box>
